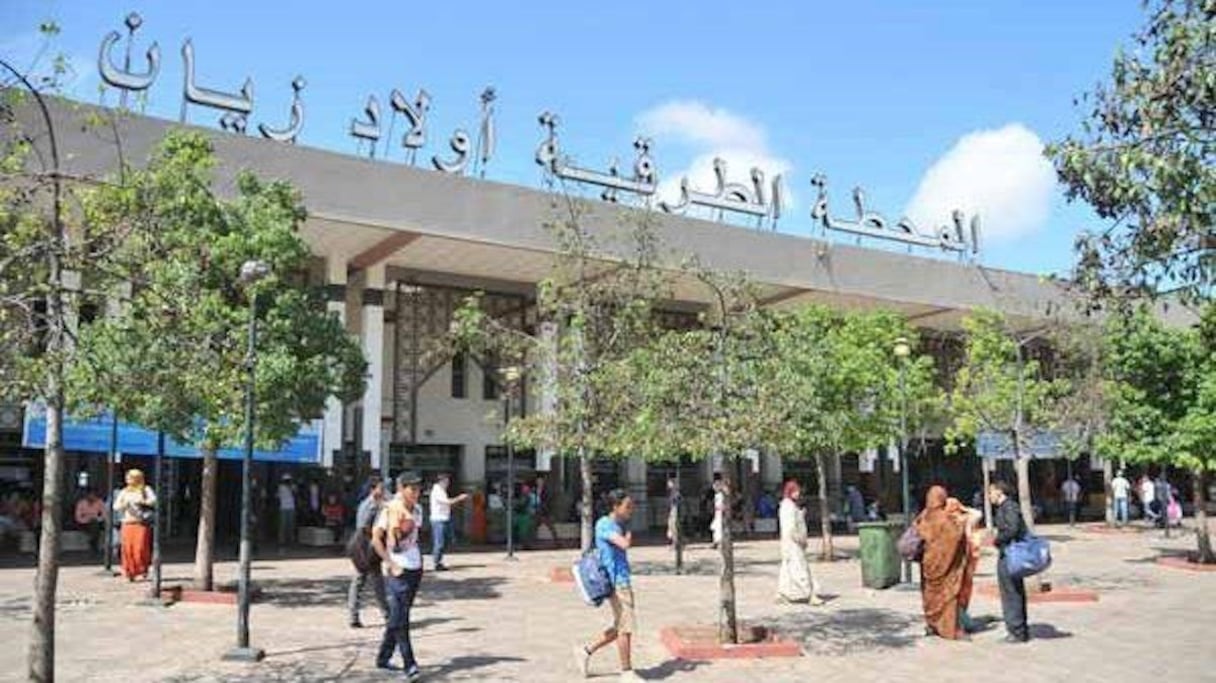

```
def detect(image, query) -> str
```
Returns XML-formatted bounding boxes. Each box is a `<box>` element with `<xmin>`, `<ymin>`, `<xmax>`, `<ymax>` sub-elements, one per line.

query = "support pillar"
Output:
<box><xmin>761</xmin><ymin>450</ymin><xmax>784</xmax><ymax>493</ymax></box>
<box><xmin>322</xmin><ymin>259</ymin><xmax>347</xmax><ymax>469</ymax></box>
<box><xmin>360</xmin><ymin>265</ymin><xmax>386</xmax><ymax>473</ymax></box>
<box><xmin>625</xmin><ymin>456</ymin><xmax>649</xmax><ymax>532</ymax></box>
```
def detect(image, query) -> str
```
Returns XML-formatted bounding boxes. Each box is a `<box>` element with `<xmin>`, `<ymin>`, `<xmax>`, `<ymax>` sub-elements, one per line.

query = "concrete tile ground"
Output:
<box><xmin>1</xmin><ymin>521</ymin><xmax>1214</xmax><ymax>682</ymax></box>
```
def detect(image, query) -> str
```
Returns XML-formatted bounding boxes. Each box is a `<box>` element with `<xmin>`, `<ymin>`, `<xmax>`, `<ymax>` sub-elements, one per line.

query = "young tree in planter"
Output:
<box><xmin>1047</xmin><ymin>0</ymin><xmax>1214</xmax><ymax>307</ymax></box>
<box><xmin>607</xmin><ymin>267</ymin><xmax>784</xmax><ymax>644</ymax></box>
<box><xmin>767</xmin><ymin>306</ymin><xmax>940</xmax><ymax>560</ymax></box>
<box><xmin>0</xmin><ymin>39</ymin><xmax>150</xmax><ymax>679</ymax></box>
<box><xmin>446</xmin><ymin>196</ymin><xmax>670</xmax><ymax>551</ymax></box>
<box><xmin>71</xmin><ymin>131</ymin><xmax>366</xmax><ymax>591</ymax></box>
<box><xmin>946</xmin><ymin>309</ymin><xmax>1070</xmax><ymax>533</ymax></box>
<box><xmin>1102</xmin><ymin>305</ymin><xmax>1214</xmax><ymax>563</ymax></box>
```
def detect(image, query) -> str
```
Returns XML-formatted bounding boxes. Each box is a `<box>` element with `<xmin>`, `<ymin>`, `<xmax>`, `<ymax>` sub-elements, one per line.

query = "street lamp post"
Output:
<box><xmin>224</xmin><ymin>259</ymin><xmax>269</xmax><ymax>663</ymax></box>
<box><xmin>893</xmin><ymin>336</ymin><xmax>912</xmax><ymax>584</ymax></box>
<box><xmin>150</xmin><ymin>431</ymin><xmax>166</xmax><ymax>599</ymax></box>
<box><xmin>101</xmin><ymin>413</ymin><xmax>118</xmax><ymax>576</ymax></box>
<box><xmin>500</xmin><ymin>366</ymin><xmax>522</xmax><ymax>561</ymax></box>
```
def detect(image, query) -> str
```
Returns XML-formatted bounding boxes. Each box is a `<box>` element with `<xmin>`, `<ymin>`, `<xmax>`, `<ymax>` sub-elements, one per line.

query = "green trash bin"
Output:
<box><xmin>856</xmin><ymin>521</ymin><xmax>901</xmax><ymax>589</ymax></box>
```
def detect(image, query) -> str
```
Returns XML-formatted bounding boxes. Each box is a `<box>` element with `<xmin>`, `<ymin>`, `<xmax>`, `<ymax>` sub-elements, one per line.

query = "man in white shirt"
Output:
<box><xmin>1061</xmin><ymin>476</ymin><xmax>1082</xmax><ymax>526</ymax></box>
<box><xmin>429</xmin><ymin>474</ymin><xmax>468</xmax><ymax>571</ymax></box>
<box><xmin>1111</xmin><ymin>470</ymin><xmax>1131</xmax><ymax>526</ymax></box>
<box><xmin>277</xmin><ymin>474</ymin><xmax>297</xmax><ymax>547</ymax></box>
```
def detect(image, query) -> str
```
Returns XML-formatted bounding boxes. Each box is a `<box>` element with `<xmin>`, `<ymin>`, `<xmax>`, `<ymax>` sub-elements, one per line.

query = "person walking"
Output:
<box><xmin>372</xmin><ymin>472</ymin><xmax>426</xmax><ymax>681</ymax></box>
<box><xmin>1154</xmin><ymin>473</ymin><xmax>1171</xmax><ymax>529</ymax></box>
<box><xmin>1061</xmin><ymin>475</ymin><xmax>1082</xmax><ymax>526</ymax></box>
<box><xmin>776</xmin><ymin>480</ymin><xmax>825</xmax><ymax>605</ymax></box>
<box><xmin>709</xmin><ymin>477</ymin><xmax>726</xmax><ymax>549</ymax></box>
<box><xmin>665</xmin><ymin>477</ymin><xmax>681</xmax><ymax>549</ymax></box>
<box><xmin>915</xmin><ymin>485</ymin><xmax>969</xmax><ymax>640</ymax></box>
<box><xmin>1138</xmin><ymin>475</ymin><xmax>1157</xmax><ymax>524</ymax></box>
<box><xmin>1112</xmin><ymin>470</ymin><xmax>1131</xmax><ymax>526</ymax></box>
<box><xmin>989</xmin><ymin>481</ymin><xmax>1029</xmax><ymax>643</ymax></box>
<box><xmin>348</xmin><ymin>476</ymin><xmax>388</xmax><ymax>629</ymax></box>
<box><xmin>573</xmin><ymin>489</ymin><xmax>642</xmax><ymax>682</ymax></box>
<box><xmin>945</xmin><ymin>497</ymin><xmax>983</xmax><ymax>633</ymax></box>
<box><xmin>533</xmin><ymin>475</ymin><xmax>559</xmax><ymax>547</ymax></box>
<box><xmin>277</xmin><ymin>474</ymin><xmax>297</xmax><ymax>549</ymax></box>
<box><xmin>113</xmin><ymin>470</ymin><xmax>156</xmax><ymax>582</ymax></box>
<box><xmin>429</xmin><ymin>473</ymin><xmax>468</xmax><ymax>571</ymax></box>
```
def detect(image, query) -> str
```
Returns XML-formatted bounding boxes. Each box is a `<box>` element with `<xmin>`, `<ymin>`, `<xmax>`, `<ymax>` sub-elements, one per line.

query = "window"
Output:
<box><xmin>482</xmin><ymin>355</ymin><xmax>500</xmax><ymax>401</ymax></box>
<box><xmin>451</xmin><ymin>353</ymin><xmax>467</xmax><ymax>399</ymax></box>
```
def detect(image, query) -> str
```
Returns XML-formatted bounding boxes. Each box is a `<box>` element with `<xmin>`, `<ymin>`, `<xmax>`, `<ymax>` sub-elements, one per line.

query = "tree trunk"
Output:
<box><xmin>1194</xmin><ymin>470</ymin><xmax>1214</xmax><ymax>565</ymax></box>
<box><xmin>29</xmin><ymin>399</ymin><xmax>65</xmax><ymax>683</ymax></box>
<box><xmin>193</xmin><ymin>445</ymin><xmax>219</xmax><ymax>591</ymax></box>
<box><xmin>1015</xmin><ymin>455</ymin><xmax>1035</xmax><ymax>534</ymax></box>
<box><xmin>1103</xmin><ymin>458</ymin><xmax>1114</xmax><ymax>527</ymax></box>
<box><xmin>579</xmin><ymin>448</ymin><xmax>592</xmax><ymax>553</ymax></box>
<box><xmin>718</xmin><ymin>465</ymin><xmax>738</xmax><ymax>644</ymax></box>
<box><xmin>814</xmin><ymin>452</ymin><xmax>834</xmax><ymax>561</ymax></box>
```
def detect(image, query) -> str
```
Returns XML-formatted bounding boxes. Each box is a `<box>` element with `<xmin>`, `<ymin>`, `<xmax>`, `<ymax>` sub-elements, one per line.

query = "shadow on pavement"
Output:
<box><xmin>629</xmin><ymin>557</ymin><xmax>773</xmax><ymax>577</ymax></box>
<box><xmin>421</xmin><ymin>575</ymin><xmax>506</xmax><ymax>601</ymax></box>
<box><xmin>640</xmin><ymin>658</ymin><xmax>708</xmax><ymax>680</ymax></box>
<box><xmin>257</xmin><ymin>577</ymin><xmax>350</xmax><ymax>608</ymax></box>
<box><xmin>1029</xmin><ymin>623</ymin><xmax>1073</xmax><ymax>640</ymax></box>
<box><xmin>772</xmin><ymin>607</ymin><xmax>920</xmax><ymax>656</ymax></box>
<box><xmin>257</xmin><ymin>574</ymin><xmax>506</xmax><ymax>608</ymax></box>
<box><xmin>424</xmin><ymin>655</ymin><xmax>525</xmax><ymax>678</ymax></box>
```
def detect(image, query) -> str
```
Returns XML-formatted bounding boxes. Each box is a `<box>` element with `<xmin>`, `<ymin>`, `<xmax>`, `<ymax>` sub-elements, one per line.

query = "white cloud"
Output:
<box><xmin>904</xmin><ymin>123</ymin><xmax>1056</xmax><ymax>243</ymax></box>
<box><xmin>636</xmin><ymin>101</ymin><xmax>792</xmax><ymax>215</ymax></box>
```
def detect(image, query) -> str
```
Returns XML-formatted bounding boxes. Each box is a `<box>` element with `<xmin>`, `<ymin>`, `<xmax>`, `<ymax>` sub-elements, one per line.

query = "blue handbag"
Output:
<box><xmin>572</xmin><ymin>550</ymin><xmax>614</xmax><ymax>607</ymax></box>
<box><xmin>1004</xmin><ymin>534</ymin><xmax>1052</xmax><ymax>580</ymax></box>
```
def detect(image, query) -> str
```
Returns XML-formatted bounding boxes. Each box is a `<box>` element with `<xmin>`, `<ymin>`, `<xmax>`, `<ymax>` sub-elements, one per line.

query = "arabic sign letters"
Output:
<box><xmin>94</xmin><ymin>11</ymin><xmax>980</xmax><ymax>256</ymax></box>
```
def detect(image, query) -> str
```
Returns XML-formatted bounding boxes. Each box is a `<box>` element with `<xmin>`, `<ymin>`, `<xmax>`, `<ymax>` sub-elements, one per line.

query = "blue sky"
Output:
<box><xmin>1</xmin><ymin>1</ymin><xmax>1147</xmax><ymax>278</ymax></box>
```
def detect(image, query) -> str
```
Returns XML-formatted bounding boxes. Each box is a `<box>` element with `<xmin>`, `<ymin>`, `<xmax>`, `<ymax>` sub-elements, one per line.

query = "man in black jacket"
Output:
<box><xmin>988</xmin><ymin>480</ymin><xmax>1029</xmax><ymax>643</ymax></box>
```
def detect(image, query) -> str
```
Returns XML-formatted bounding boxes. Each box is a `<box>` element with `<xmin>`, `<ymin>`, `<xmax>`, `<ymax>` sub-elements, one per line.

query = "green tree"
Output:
<box><xmin>768</xmin><ymin>306</ymin><xmax>940</xmax><ymax>559</ymax></box>
<box><xmin>1102</xmin><ymin>305</ymin><xmax>1214</xmax><ymax>563</ymax></box>
<box><xmin>446</xmin><ymin>196</ymin><xmax>669</xmax><ymax>551</ymax></box>
<box><xmin>1047</xmin><ymin>0</ymin><xmax>1214</xmax><ymax>304</ymax></box>
<box><xmin>70</xmin><ymin>131</ymin><xmax>366</xmax><ymax>590</ymax></box>
<box><xmin>606</xmin><ymin>267</ymin><xmax>780</xmax><ymax>644</ymax></box>
<box><xmin>1</xmin><ymin>35</ymin><xmax>134</xmax><ymax>680</ymax></box>
<box><xmin>946</xmin><ymin>310</ymin><xmax>1069</xmax><ymax>533</ymax></box>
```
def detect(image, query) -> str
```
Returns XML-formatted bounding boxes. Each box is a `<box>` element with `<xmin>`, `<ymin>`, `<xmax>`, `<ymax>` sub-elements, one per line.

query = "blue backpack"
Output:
<box><xmin>573</xmin><ymin>550</ymin><xmax>614</xmax><ymax>606</ymax></box>
<box><xmin>1004</xmin><ymin>534</ymin><xmax>1052</xmax><ymax>580</ymax></box>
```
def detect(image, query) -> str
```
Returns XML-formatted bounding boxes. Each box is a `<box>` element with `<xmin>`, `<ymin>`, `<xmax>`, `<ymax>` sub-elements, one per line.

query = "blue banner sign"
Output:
<box><xmin>976</xmin><ymin>430</ymin><xmax>1062</xmax><ymax>460</ymax></box>
<box><xmin>22</xmin><ymin>404</ymin><xmax>322</xmax><ymax>464</ymax></box>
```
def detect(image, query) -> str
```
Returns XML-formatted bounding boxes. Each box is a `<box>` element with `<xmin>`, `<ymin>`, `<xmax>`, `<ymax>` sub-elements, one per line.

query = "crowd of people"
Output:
<box><xmin>8</xmin><ymin>461</ymin><xmax>1197</xmax><ymax>681</ymax></box>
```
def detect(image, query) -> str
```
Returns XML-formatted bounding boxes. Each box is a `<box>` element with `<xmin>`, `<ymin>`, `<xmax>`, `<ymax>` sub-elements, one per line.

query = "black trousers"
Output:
<box><xmin>378</xmin><ymin>569</ymin><xmax>423</xmax><ymax>669</ymax></box>
<box><xmin>997</xmin><ymin>553</ymin><xmax>1028</xmax><ymax>640</ymax></box>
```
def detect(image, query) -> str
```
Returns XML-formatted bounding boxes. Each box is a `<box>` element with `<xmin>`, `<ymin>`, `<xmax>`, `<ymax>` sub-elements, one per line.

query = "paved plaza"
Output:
<box><xmin>1</xmin><ymin>522</ymin><xmax>1214</xmax><ymax>682</ymax></box>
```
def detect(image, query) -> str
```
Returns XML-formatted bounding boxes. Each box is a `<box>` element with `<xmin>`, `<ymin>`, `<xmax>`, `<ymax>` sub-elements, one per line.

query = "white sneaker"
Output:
<box><xmin>572</xmin><ymin>645</ymin><xmax>591</xmax><ymax>678</ymax></box>
<box><xmin>619</xmin><ymin>670</ymin><xmax>644</xmax><ymax>682</ymax></box>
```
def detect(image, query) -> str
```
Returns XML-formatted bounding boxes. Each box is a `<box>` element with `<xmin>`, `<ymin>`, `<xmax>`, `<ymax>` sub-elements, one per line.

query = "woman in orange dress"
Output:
<box><xmin>113</xmin><ymin>469</ymin><xmax>156</xmax><ymax>581</ymax></box>
<box><xmin>946</xmin><ymin>496</ymin><xmax>983</xmax><ymax>633</ymax></box>
<box><xmin>914</xmin><ymin>485</ymin><xmax>969</xmax><ymax>639</ymax></box>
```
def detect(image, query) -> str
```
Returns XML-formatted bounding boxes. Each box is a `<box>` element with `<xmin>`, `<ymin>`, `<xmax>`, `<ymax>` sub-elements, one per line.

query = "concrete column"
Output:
<box><xmin>361</xmin><ymin>264</ymin><xmax>386</xmax><ymax>473</ymax></box>
<box><xmin>625</xmin><ymin>456</ymin><xmax>649</xmax><ymax>532</ymax></box>
<box><xmin>322</xmin><ymin>258</ymin><xmax>348</xmax><ymax>469</ymax></box>
<box><xmin>535</xmin><ymin>320</ymin><xmax>558</xmax><ymax>473</ymax></box>
<box><xmin>61</xmin><ymin>269</ymin><xmax>82</xmax><ymax>351</ymax></box>
<box><xmin>761</xmin><ymin>450</ymin><xmax>784</xmax><ymax>492</ymax></box>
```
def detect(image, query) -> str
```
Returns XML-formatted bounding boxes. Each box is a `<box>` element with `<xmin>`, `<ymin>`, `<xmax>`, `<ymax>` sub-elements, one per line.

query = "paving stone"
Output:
<box><xmin>0</xmin><ymin>521</ymin><xmax>1213</xmax><ymax>682</ymax></box>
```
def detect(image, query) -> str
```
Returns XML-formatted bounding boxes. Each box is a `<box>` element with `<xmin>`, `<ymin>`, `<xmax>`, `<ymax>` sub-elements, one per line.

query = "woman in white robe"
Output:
<box><xmin>777</xmin><ymin>481</ymin><xmax>824</xmax><ymax>605</ymax></box>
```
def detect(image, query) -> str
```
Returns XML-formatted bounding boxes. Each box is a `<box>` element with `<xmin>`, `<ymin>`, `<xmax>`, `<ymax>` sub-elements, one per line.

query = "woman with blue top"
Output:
<box><xmin>572</xmin><ymin>489</ymin><xmax>643</xmax><ymax>682</ymax></box>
